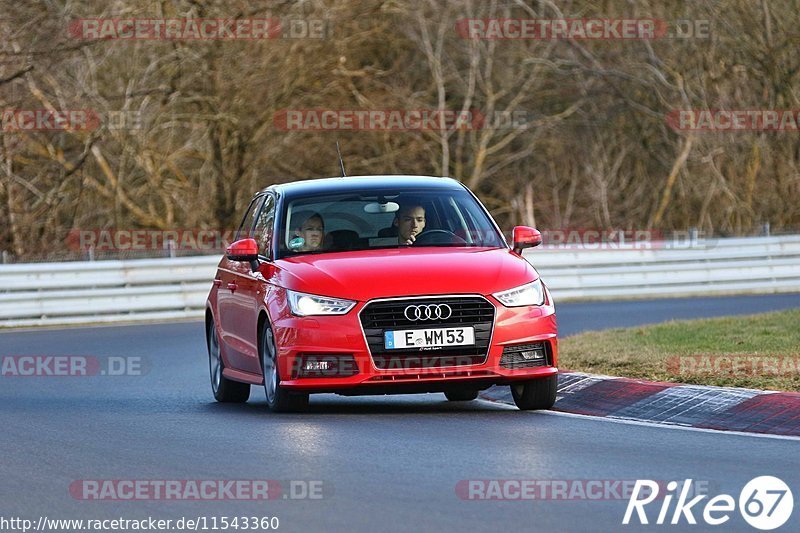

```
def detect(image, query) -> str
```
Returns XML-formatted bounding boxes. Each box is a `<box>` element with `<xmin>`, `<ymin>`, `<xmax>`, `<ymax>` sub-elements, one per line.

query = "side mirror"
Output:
<box><xmin>512</xmin><ymin>226</ymin><xmax>542</xmax><ymax>254</ymax></box>
<box><xmin>226</xmin><ymin>238</ymin><xmax>260</xmax><ymax>269</ymax></box>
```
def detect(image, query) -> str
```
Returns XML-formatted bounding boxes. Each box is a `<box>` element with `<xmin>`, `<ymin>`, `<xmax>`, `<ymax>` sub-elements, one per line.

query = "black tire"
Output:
<box><xmin>510</xmin><ymin>375</ymin><xmax>557</xmax><ymax>410</ymax></box>
<box><xmin>260</xmin><ymin>322</ymin><xmax>309</xmax><ymax>413</ymax></box>
<box><xmin>444</xmin><ymin>389</ymin><xmax>480</xmax><ymax>402</ymax></box>
<box><xmin>207</xmin><ymin>319</ymin><xmax>250</xmax><ymax>403</ymax></box>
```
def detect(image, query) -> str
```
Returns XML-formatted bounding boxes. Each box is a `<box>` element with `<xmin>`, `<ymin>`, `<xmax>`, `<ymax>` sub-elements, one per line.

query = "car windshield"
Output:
<box><xmin>277</xmin><ymin>188</ymin><xmax>505</xmax><ymax>258</ymax></box>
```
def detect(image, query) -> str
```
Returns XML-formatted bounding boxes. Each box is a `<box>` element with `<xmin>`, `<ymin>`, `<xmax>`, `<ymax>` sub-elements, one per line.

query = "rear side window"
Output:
<box><xmin>235</xmin><ymin>196</ymin><xmax>265</xmax><ymax>240</ymax></box>
<box><xmin>253</xmin><ymin>195</ymin><xmax>276</xmax><ymax>259</ymax></box>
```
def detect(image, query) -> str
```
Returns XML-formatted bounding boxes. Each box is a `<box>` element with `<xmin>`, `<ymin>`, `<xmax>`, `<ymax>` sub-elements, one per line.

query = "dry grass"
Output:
<box><xmin>558</xmin><ymin>309</ymin><xmax>800</xmax><ymax>391</ymax></box>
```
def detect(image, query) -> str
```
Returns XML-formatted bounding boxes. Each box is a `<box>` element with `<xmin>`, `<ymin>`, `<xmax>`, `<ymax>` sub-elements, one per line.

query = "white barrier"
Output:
<box><xmin>529</xmin><ymin>234</ymin><xmax>800</xmax><ymax>300</ymax></box>
<box><xmin>1</xmin><ymin>235</ymin><xmax>799</xmax><ymax>327</ymax></box>
<box><xmin>0</xmin><ymin>256</ymin><xmax>217</xmax><ymax>328</ymax></box>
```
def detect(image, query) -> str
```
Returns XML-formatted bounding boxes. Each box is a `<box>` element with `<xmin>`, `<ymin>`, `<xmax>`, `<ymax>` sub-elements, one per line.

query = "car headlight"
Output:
<box><xmin>287</xmin><ymin>290</ymin><xmax>356</xmax><ymax>316</ymax></box>
<box><xmin>493</xmin><ymin>279</ymin><xmax>545</xmax><ymax>307</ymax></box>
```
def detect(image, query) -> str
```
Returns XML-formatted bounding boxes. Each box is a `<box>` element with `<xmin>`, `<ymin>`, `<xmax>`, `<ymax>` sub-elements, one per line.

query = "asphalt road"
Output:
<box><xmin>2</xmin><ymin>293</ymin><xmax>799</xmax><ymax>532</ymax></box>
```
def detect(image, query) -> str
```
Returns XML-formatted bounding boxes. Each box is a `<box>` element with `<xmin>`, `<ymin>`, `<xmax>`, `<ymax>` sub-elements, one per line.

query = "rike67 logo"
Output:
<box><xmin>624</xmin><ymin>477</ymin><xmax>793</xmax><ymax>530</ymax></box>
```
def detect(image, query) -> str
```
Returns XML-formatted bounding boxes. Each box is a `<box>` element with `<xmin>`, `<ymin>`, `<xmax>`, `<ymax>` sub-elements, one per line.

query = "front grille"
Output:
<box><xmin>500</xmin><ymin>341</ymin><xmax>551</xmax><ymax>369</ymax></box>
<box><xmin>360</xmin><ymin>297</ymin><xmax>495</xmax><ymax>369</ymax></box>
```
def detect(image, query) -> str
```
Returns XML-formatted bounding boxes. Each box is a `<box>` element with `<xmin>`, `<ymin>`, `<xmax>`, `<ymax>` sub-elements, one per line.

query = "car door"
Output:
<box><xmin>217</xmin><ymin>194</ymin><xmax>264</xmax><ymax>371</ymax></box>
<box><xmin>228</xmin><ymin>193</ymin><xmax>277</xmax><ymax>374</ymax></box>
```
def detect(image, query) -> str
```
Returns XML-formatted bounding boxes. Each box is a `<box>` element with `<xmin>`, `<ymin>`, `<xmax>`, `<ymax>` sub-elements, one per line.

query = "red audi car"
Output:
<box><xmin>205</xmin><ymin>176</ymin><xmax>557</xmax><ymax>412</ymax></box>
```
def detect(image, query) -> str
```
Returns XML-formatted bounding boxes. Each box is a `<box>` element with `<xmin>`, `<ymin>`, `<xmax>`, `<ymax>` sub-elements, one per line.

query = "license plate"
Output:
<box><xmin>384</xmin><ymin>327</ymin><xmax>475</xmax><ymax>350</ymax></box>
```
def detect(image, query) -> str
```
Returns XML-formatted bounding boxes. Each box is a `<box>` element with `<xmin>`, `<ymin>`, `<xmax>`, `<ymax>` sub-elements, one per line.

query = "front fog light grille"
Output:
<box><xmin>293</xmin><ymin>354</ymin><xmax>359</xmax><ymax>378</ymax></box>
<box><xmin>500</xmin><ymin>342</ymin><xmax>551</xmax><ymax>369</ymax></box>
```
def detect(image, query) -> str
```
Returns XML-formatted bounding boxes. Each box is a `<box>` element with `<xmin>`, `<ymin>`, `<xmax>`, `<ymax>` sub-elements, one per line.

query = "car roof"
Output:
<box><xmin>259</xmin><ymin>175</ymin><xmax>465</xmax><ymax>198</ymax></box>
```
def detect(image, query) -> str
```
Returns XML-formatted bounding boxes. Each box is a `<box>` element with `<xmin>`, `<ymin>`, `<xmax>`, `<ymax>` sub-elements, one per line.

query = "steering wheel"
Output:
<box><xmin>413</xmin><ymin>229</ymin><xmax>467</xmax><ymax>245</ymax></box>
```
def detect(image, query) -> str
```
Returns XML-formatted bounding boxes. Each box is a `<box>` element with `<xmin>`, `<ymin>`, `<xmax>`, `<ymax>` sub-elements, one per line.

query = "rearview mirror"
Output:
<box><xmin>512</xmin><ymin>226</ymin><xmax>542</xmax><ymax>254</ymax></box>
<box><xmin>364</xmin><ymin>201</ymin><xmax>399</xmax><ymax>214</ymax></box>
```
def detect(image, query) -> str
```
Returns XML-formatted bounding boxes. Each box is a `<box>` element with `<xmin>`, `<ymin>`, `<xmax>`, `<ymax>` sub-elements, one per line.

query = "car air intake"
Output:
<box><xmin>359</xmin><ymin>296</ymin><xmax>495</xmax><ymax>369</ymax></box>
<box><xmin>500</xmin><ymin>341</ymin><xmax>551</xmax><ymax>369</ymax></box>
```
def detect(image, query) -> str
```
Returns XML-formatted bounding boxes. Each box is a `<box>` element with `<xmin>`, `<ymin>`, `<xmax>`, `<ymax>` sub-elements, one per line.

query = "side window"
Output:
<box><xmin>253</xmin><ymin>195</ymin><xmax>276</xmax><ymax>259</ymax></box>
<box><xmin>236</xmin><ymin>196</ymin><xmax>265</xmax><ymax>240</ymax></box>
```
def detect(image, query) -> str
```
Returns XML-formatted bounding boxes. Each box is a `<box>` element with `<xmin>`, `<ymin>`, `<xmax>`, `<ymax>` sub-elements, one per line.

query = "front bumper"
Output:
<box><xmin>272</xmin><ymin>295</ymin><xmax>557</xmax><ymax>393</ymax></box>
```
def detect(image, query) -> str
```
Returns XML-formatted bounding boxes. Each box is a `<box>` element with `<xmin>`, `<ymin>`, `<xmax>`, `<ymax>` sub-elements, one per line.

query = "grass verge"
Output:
<box><xmin>558</xmin><ymin>309</ymin><xmax>800</xmax><ymax>391</ymax></box>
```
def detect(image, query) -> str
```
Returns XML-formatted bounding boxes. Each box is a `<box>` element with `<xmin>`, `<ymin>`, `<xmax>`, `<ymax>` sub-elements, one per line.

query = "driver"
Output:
<box><xmin>394</xmin><ymin>202</ymin><xmax>426</xmax><ymax>245</ymax></box>
<box><xmin>292</xmin><ymin>212</ymin><xmax>325</xmax><ymax>252</ymax></box>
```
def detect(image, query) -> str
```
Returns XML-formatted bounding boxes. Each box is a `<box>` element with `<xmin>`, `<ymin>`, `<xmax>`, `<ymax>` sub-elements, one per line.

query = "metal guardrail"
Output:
<box><xmin>1</xmin><ymin>235</ymin><xmax>799</xmax><ymax>327</ymax></box>
<box><xmin>529</xmin><ymin>234</ymin><xmax>800</xmax><ymax>300</ymax></box>
<box><xmin>0</xmin><ymin>256</ymin><xmax>215</xmax><ymax>328</ymax></box>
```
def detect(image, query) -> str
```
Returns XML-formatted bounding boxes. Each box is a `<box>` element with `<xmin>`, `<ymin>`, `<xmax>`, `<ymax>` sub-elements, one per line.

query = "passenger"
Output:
<box><xmin>394</xmin><ymin>203</ymin><xmax>426</xmax><ymax>245</ymax></box>
<box><xmin>292</xmin><ymin>212</ymin><xmax>325</xmax><ymax>252</ymax></box>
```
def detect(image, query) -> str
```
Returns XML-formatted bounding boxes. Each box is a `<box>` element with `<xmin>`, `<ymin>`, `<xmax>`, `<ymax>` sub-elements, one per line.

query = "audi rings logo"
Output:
<box><xmin>404</xmin><ymin>304</ymin><xmax>453</xmax><ymax>321</ymax></box>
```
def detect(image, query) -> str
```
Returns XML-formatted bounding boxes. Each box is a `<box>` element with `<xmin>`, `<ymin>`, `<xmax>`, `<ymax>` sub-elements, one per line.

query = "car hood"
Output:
<box><xmin>274</xmin><ymin>247</ymin><xmax>537</xmax><ymax>301</ymax></box>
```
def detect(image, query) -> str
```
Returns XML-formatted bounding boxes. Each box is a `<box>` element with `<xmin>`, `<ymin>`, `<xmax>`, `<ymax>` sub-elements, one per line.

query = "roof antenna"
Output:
<box><xmin>336</xmin><ymin>140</ymin><xmax>347</xmax><ymax>177</ymax></box>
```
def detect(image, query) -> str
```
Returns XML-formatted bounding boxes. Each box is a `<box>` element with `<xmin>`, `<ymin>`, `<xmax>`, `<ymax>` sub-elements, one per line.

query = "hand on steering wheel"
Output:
<box><xmin>411</xmin><ymin>229</ymin><xmax>467</xmax><ymax>245</ymax></box>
